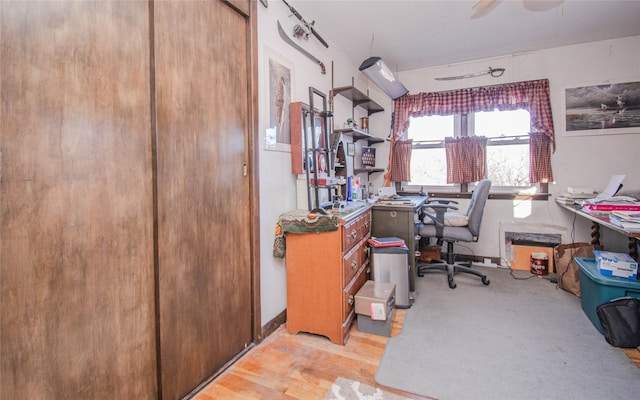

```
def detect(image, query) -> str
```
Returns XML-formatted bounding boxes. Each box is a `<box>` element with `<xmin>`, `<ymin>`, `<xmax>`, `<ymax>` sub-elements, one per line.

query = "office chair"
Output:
<box><xmin>416</xmin><ymin>179</ymin><xmax>492</xmax><ymax>289</ymax></box>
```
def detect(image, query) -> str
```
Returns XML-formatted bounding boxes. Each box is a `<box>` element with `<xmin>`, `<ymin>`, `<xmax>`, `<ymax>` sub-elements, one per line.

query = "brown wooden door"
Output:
<box><xmin>154</xmin><ymin>1</ymin><xmax>253</xmax><ymax>398</ymax></box>
<box><xmin>0</xmin><ymin>1</ymin><xmax>157</xmax><ymax>398</ymax></box>
<box><xmin>1</xmin><ymin>0</ymin><xmax>255</xmax><ymax>399</ymax></box>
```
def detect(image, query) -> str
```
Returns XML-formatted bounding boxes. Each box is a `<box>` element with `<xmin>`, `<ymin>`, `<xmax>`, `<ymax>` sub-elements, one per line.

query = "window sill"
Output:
<box><xmin>403</xmin><ymin>191</ymin><xmax>551</xmax><ymax>201</ymax></box>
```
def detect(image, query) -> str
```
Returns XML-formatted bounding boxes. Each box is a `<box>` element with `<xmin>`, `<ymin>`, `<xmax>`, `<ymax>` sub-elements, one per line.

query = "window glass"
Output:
<box><xmin>408</xmin><ymin>115</ymin><xmax>453</xmax><ymax>141</ymax></box>
<box><xmin>476</xmin><ymin>109</ymin><xmax>531</xmax><ymax>186</ymax></box>
<box><xmin>407</xmin><ymin>109</ymin><xmax>532</xmax><ymax>189</ymax></box>
<box><xmin>486</xmin><ymin>144</ymin><xmax>529</xmax><ymax>186</ymax></box>
<box><xmin>475</xmin><ymin>109</ymin><xmax>531</xmax><ymax>137</ymax></box>
<box><xmin>410</xmin><ymin>148</ymin><xmax>448</xmax><ymax>186</ymax></box>
<box><xmin>408</xmin><ymin>115</ymin><xmax>453</xmax><ymax>186</ymax></box>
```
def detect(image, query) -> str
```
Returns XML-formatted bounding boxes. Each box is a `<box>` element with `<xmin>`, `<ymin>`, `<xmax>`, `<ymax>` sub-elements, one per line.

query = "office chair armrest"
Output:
<box><xmin>422</xmin><ymin>203</ymin><xmax>459</xmax><ymax>214</ymax></box>
<box><xmin>422</xmin><ymin>203</ymin><xmax>458</xmax><ymax>227</ymax></box>
<box><xmin>427</xmin><ymin>198</ymin><xmax>459</xmax><ymax>206</ymax></box>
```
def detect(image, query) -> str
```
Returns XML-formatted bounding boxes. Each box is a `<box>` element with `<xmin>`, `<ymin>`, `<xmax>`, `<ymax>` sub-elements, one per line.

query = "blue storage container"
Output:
<box><xmin>575</xmin><ymin>257</ymin><xmax>640</xmax><ymax>333</ymax></box>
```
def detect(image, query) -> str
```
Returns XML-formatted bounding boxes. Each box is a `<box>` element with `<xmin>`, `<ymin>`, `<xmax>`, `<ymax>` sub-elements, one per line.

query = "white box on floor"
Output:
<box><xmin>354</xmin><ymin>280</ymin><xmax>395</xmax><ymax>320</ymax></box>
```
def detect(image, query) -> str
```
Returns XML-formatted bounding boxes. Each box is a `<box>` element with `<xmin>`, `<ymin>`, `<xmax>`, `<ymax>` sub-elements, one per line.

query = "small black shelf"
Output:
<box><xmin>354</xmin><ymin>167</ymin><xmax>384</xmax><ymax>175</ymax></box>
<box><xmin>331</xmin><ymin>85</ymin><xmax>384</xmax><ymax>115</ymax></box>
<box><xmin>334</xmin><ymin>128</ymin><xmax>384</xmax><ymax>145</ymax></box>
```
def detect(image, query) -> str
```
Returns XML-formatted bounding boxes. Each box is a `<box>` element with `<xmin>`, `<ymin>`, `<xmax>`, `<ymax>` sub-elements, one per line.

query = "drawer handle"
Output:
<box><xmin>348</xmin><ymin>295</ymin><xmax>354</xmax><ymax>306</ymax></box>
<box><xmin>351</xmin><ymin>229</ymin><xmax>357</xmax><ymax>238</ymax></box>
<box><xmin>351</xmin><ymin>260</ymin><xmax>357</xmax><ymax>270</ymax></box>
<box><xmin>364</xmin><ymin>220</ymin><xmax>370</xmax><ymax>228</ymax></box>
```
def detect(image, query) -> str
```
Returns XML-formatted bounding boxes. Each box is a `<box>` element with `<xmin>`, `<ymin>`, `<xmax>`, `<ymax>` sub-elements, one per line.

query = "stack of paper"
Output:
<box><xmin>609</xmin><ymin>211</ymin><xmax>640</xmax><ymax>231</ymax></box>
<box><xmin>577</xmin><ymin>174</ymin><xmax>640</xmax><ymax>213</ymax></box>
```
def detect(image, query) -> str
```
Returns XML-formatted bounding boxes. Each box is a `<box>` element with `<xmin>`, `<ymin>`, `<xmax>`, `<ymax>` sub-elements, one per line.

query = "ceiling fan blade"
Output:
<box><xmin>473</xmin><ymin>0</ymin><xmax>496</xmax><ymax>11</ymax></box>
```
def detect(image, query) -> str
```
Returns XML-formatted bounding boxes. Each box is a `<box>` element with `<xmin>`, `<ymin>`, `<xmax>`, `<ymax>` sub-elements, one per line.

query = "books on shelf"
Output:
<box><xmin>611</xmin><ymin>210</ymin><xmax>640</xmax><ymax>222</ymax></box>
<box><xmin>583</xmin><ymin>202</ymin><xmax>640</xmax><ymax>212</ymax></box>
<box><xmin>368</xmin><ymin>237</ymin><xmax>406</xmax><ymax>248</ymax></box>
<box><xmin>608</xmin><ymin>212</ymin><xmax>640</xmax><ymax>231</ymax></box>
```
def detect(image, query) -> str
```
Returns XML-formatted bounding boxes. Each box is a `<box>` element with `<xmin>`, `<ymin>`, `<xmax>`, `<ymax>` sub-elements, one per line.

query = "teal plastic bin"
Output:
<box><xmin>575</xmin><ymin>257</ymin><xmax>640</xmax><ymax>333</ymax></box>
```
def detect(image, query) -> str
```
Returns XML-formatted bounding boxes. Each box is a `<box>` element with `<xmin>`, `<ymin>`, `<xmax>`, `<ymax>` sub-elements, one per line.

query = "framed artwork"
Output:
<box><xmin>264</xmin><ymin>47</ymin><xmax>294</xmax><ymax>151</ymax></box>
<box><xmin>346</xmin><ymin>142</ymin><xmax>355</xmax><ymax>157</ymax></box>
<box><xmin>562</xmin><ymin>79</ymin><xmax>640</xmax><ymax>136</ymax></box>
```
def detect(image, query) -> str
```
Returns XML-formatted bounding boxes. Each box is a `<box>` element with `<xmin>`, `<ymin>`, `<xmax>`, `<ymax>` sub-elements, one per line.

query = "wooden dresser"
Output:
<box><xmin>285</xmin><ymin>206</ymin><xmax>372</xmax><ymax>345</ymax></box>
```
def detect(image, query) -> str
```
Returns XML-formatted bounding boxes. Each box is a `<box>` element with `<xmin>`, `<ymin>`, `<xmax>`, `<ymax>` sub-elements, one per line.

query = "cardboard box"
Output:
<box><xmin>355</xmin><ymin>280</ymin><xmax>395</xmax><ymax>320</ymax></box>
<box><xmin>567</xmin><ymin>186</ymin><xmax>594</xmax><ymax>195</ymax></box>
<box><xmin>593</xmin><ymin>250</ymin><xmax>638</xmax><ymax>280</ymax></box>
<box><xmin>309</xmin><ymin>176</ymin><xmax>338</xmax><ymax>186</ymax></box>
<box><xmin>511</xmin><ymin>244</ymin><xmax>555</xmax><ymax>273</ymax></box>
<box><xmin>357</xmin><ymin>312</ymin><xmax>392</xmax><ymax>337</ymax></box>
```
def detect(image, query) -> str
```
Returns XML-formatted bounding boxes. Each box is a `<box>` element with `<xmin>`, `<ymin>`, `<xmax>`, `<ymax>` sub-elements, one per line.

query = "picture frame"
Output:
<box><xmin>290</xmin><ymin>102</ymin><xmax>327</xmax><ymax>174</ymax></box>
<box><xmin>263</xmin><ymin>47</ymin><xmax>294</xmax><ymax>151</ymax></box>
<box><xmin>561</xmin><ymin>79</ymin><xmax>640</xmax><ymax>136</ymax></box>
<box><xmin>346</xmin><ymin>142</ymin><xmax>355</xmax><ymax>157</ymax></box>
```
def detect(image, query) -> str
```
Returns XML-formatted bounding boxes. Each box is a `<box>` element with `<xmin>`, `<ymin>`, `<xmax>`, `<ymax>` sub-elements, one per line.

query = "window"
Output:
<box><xmin>392</xmin><ymin>79</ymin><xmax>553</xmax><ymax>196</ymax></box>
<box><xmin>408</xmin><ymin>109</ymin><xmax>532</xmax><ymax>189</ymax></box>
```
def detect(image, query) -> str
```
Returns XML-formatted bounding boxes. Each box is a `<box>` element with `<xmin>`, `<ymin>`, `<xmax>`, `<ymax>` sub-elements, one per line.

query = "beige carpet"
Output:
<box><xmin>375</xmin><ymin>266</ymin><xmax>640</xmax><ymax>400</ymax></box>
<box><xmin>324</xmin><ymin>377</ymin><xmax>411</xmax><ymax>400</ymax></box>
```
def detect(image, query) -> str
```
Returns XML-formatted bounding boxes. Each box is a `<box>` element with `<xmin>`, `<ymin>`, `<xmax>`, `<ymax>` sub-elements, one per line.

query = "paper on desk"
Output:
<box><xmin>582</xmin><ymin>174</ymin><xmax>635</xmax><ymax>204</ymax></box>
<box><xmin>598</xmin><ymin>174</ymin><xmax>625</xmax><ymax>198</ymax></box>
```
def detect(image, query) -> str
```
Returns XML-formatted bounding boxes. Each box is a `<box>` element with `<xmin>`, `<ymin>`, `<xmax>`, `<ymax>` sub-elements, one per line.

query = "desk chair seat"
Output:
<box><xmin>416</xmin><ymin>179</ymin><xmax>492</xmax><ymax>289</ymax></box>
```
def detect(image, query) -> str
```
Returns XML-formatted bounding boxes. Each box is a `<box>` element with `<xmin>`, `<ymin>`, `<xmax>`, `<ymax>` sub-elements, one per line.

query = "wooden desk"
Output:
<box><xmin>371</xmin><ymin>195</ymin><xmax>428</xmax><ymax>293</ymax></box>
<box><xmin>556</xmin><ymin>199</ymin><xmax>639</xmax><ymax>260</ymax></box>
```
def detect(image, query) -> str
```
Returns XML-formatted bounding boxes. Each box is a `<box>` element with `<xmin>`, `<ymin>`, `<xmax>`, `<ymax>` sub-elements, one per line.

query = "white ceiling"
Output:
<box><xmin>289</xmin><ymin>0</ymin><xmax>640</xmax><ymax>72</ymax></box>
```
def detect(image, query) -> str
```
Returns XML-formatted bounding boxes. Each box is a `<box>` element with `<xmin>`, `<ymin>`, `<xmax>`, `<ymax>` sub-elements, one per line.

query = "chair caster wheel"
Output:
<box><xmin>448</xmin><ymin>279</ymin><xmax>457</xmax><ymax>289</ymax></box>
<box><xmin>482</xmin><ymin>276</ymin><xmax>490</xmax><ymax>285</ymax></box>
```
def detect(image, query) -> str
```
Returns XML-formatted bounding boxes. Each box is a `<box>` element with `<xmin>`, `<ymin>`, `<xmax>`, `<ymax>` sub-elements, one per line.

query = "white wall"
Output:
<box><xmin>396</xmin><ymin>35</ymin><xmax>640</xmax><ymax>264</ymax></box>
<box><xmin>256</xmin><ymin>4</ymin><xmax>391</xmax><ymax>326</ymax></box>
<box><xmin>257</xmin><ymin>0</ymin><xmax>640</xmax><ymax>328</ymax></box>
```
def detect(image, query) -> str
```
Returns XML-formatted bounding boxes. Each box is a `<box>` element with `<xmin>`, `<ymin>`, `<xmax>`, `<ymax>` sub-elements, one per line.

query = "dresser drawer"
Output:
<box><xmin>342</xmin><ymin>236</ymin><xmax>370</xmax><ymax>286</ymax></box>
<box><xmin>342</xmin><ymin>209</ymin><xmax>371</xmax><ymax>251</ymax></box>
<box><xmin>342</xmin><ymin>243</ymin><xmax>360</xmax><ymax>287</ymax></box>
<box><xmin>342</xmin><ymin>264</ymin><xmax>368</xmax><ymax>322</ymax></box>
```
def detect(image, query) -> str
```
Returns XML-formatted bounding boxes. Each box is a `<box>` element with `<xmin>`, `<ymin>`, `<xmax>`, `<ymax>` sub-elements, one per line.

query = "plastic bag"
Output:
<box><xmin>596</xmin><ymin>297</ymin><xmax>640</xmax><ymax>348</ymax></box>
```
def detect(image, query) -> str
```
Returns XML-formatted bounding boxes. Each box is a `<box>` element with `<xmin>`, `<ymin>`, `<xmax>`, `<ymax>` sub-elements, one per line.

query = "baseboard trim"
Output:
<box><xmin>259</xmin><ymin>308</ymin><xmax>287</xmax><ymax>343</ymax></box>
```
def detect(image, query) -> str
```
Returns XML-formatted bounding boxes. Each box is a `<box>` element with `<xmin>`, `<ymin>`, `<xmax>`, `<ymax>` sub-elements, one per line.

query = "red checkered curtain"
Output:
<box><xmin>393</xmin><ymin>89</ymin><xmax>473</xmax><ymax>138</ymax></box>
<box><xmin>473</xmin><ymin>79</ymin><xmax>555</xmax><ymax>151</ymax></box>
<box><xmin>445</xmin><ymin>136</ymin><xmax>487</xmax><ymax>184</ymax></box>
<box><xmin>392</xmin><ymin>79</ymin><xmax>555</xmax><ymax>185</ymax></box>
<box><xmin>529</xmin><ymin>132</ymin><xmax>553</xmax><ymax>183</ymax></box>
<box><xmin>390</xmin><ymin>139</ymin><xmax>413</xmax><ymax>182</ymax></box>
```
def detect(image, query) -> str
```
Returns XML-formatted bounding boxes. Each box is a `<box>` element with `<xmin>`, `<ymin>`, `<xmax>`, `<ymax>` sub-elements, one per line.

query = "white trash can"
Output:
<box><xmin>370</xmin><ymin>241</ymin><xmax>411</xmax><ymax>308</ymax></box>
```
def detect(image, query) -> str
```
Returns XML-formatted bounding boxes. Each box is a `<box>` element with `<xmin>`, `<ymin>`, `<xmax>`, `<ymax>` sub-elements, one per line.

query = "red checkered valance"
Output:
<box><xmin>386</xmin><ymin>79</ymin><xmax>554</xmax><ymax>185</ymax></box>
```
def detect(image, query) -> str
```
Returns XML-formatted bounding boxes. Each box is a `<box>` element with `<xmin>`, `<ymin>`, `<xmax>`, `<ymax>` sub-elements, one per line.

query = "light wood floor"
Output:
<box><xmin>194</xmin><ymin>309</ymin><xmax>430</xmax><ymax>399</ymax></box>
<box><xmin>195</xmin><ymin>310</ymin><xmax>640</xmax><ymax>400</ymax></box>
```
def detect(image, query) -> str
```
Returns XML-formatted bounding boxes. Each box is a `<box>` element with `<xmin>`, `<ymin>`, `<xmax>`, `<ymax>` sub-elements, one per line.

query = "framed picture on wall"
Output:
<box><xmin>264</xmin><ymin>47</ymin><xmax>294</xmax><ymax>151</ymax></box>
<box><xmin>562</xmin><ymin>79</ymin><xmax>640</xmax><ymax>136</ymax></box>
<box><xmin>346</xmin><ymin>142</ymin><xmax>355</xmax><ymax>157</ymax></box>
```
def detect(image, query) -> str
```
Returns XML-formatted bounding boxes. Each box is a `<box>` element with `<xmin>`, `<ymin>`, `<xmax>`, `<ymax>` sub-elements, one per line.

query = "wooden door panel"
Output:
<box><xmin>154</xmin><ymin>1</ymin><xmax>252</xmax><ymax>398</ymax></box>
<box><xmin>0</xmin><ymin>1</ymin><xmax>156</xmax><ymax>399</ymax></box>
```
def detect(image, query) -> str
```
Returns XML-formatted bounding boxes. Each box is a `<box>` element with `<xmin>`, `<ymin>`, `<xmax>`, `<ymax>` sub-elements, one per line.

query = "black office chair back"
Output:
<box><xmin>466</xmin><ymin>179</ymin><xmax>492</xmax><ymax>237</ymax></box>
